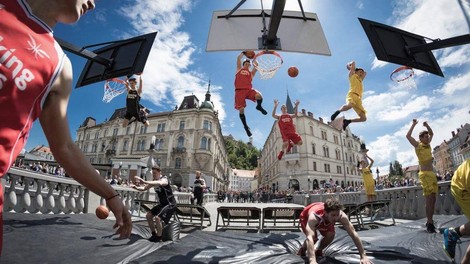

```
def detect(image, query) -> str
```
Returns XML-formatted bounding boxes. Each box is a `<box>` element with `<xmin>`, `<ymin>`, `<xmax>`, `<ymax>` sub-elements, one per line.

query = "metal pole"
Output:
<box><xmin>339</xmin><ymin>132</ymin><xmax>347</xmax><ymax>187</ymax></box>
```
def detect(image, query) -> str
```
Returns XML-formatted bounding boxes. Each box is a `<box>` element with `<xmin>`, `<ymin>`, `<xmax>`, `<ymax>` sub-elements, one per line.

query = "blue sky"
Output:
<box><xmin>26</xmin><ymin>0</ymin><xmax>470</xmax><ymax>175</ymax></box>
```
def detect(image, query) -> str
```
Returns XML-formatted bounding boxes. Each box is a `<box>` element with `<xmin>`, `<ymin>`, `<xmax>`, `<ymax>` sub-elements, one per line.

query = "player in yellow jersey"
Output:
<box><xmin>358</xmin><ymin>151</ymin><xmax>376</xmax><ymax>202</ymax></box>
<box><xmin>331</xmin><ymin>61</ymin><xmax>367</xmax><ymax>130</ymax></box>
<box><xmin>442</xmin><ymin>158</ymin><xmax>470</xmax><ymax>263</ymax></box>
<box><xmin>406</xmin><ymin>119</ymin><xmax>437</xmax><ymax>233</ymax></box>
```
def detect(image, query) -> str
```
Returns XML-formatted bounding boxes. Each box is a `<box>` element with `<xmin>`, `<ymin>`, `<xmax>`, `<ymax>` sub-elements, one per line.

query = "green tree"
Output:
<box><xmin>224</xmin><ymin>136</ymin><xmax>260</xmax><ymax>170</ymax></box>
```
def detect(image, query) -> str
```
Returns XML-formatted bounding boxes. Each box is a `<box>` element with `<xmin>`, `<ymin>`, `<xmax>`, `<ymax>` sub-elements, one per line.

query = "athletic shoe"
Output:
<box><xmin>148</xmin><ymin>234</ymin><xmax>162</xmax><ymax>242</ymax></box>
<box><xmin>343</xmin><ymin>119</ymin><xmax>352</xmax><ymax>130</ymax></box>
<box><xmin>443</xmin><ymin>227</ymin><xmax>459</xmax><ymax>259</ymax></box>
<box><xmin>426</xmin><ymin>222</ymin><xmax>436</xmax><ymax>233</ymax></box>
<box><xmin>331</xmin><ymin>110</ymin><xmax>340</xmax><ymax>121</ymax></box>
<box><xmin>277</xmin><ymin>151</ymin><xmax>284</xmax><ymax>160</ymax></box>
<box><xmin>256</xmin><ymin>106</ymin><xmax>268</xmax><ymax>115</ymax></box>
<box><xmin>286</xmin><ymin>142</ymin><xmax>294</xmax><ymax>153</ymax></box>
<box><xmin>244</xmin><ymin>126</ymin><xmax>252</xmax><ymax>137</ymax></box>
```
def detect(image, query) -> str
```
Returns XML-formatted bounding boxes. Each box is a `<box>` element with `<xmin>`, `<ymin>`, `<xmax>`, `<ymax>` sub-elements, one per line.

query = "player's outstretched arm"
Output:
<box><xmin>272</xmin><ymin>99</ymin><xmax>279</xmax><ymax>119</ymax></box>
<box><xmin>340</xmin><ymin>212</ymin><xmax>373</xmax><ymax>264</ymax></box>
<box><xmin>137</xmin><ymin>75</ymin><xmax>143</xmax><ymax>96</ymax></box>
<box><xmin>348</xmin><ymin>61</ymin><xmax>356</xmax><ymax>77</ymax></box>
<box><xmin>305</xmin><ymin>217</ymin><xmax>319</xmax><ymax>264</ymax></box>
<box><xmin>366</xmin><ymin>155</ymin><xmax>374</xmax><ymax>170</ymax></box>
<box><xmin>406</xmin><ymin>119</ymin><xmax>419</xmax><ymax>147</ymax></box>
<box><xmin>293</xmin><ymin>100</ymin><xmax>300</xmax><ymax>118</ymax></box>
<box><xmin>423</xmin><ymin>121</ymin><xmax>434</xmax><ymax>142</ymax></box>
<box><xmin>236</xmin><ymin>52</ymin><xmax>243</xmax><ymax>71</ymax></box>
<box><xmin>39</xmin><ymin>58</ymin><xmax>132</xmax><ymax>239</ymax></box>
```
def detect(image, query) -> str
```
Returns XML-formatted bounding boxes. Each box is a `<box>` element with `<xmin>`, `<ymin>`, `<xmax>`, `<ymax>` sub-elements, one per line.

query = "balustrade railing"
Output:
<box><xmin>3</xmin><ymin>168</ymin><xmax>218</xmax><ymax>216</ymax></box>
<box><xmin>295</xmin><ymin>181</ymin><xmax>461</xmax><ymax>220</ymax></box>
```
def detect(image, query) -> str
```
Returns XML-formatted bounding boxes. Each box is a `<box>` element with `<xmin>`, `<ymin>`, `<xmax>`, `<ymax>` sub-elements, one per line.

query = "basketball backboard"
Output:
<box><xmin>358</xmin><ymin>18</ymin><xmax>444</xmax><ymax>77</ymax></box>
<box><xmin>206</xmin><ymin>9</ymin><xmax>331</xmax><ymax>55</ymax></box>
<box><xmin>75</xmin><ymin>32</ymin><xmax>157</xmax><ymax>88</ymax></box>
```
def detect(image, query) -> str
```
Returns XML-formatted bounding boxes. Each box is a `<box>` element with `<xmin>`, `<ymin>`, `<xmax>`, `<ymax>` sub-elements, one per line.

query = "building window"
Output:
<box><xmin>337</xmin><ymin>165</ymin><xmax>342</xmax><ymax>174</ymax></box>
<box><xmin>157</xmin><ymin>123</ymin><xmax>166</xmax><ymax>133</ymax></box>
<box><xmin>311</xmin><ymin>143</ymin><xmax>316</xmax><ymax>155</ymax></box>
<box><xmin>175</xmin><ymin>158</ymin><xmax>182</xmax><ymax>169</ymax></box>
<box><xmin>156</xmin><ymin>139</ymin><xmax>164</xmax><ymax>150</ymax></box>
<box><xmin>324</xmin><ymin>163</ymin><xmax>331</xmax><ymax>173</ymax></box>
<box><xmin>113</xmin><ymin>128</ymin><xmax>118</xmax><ymax>136</ymax></box>
<box><xmin>335</xmin><ymin>149</ymin><xmax>341</xmax><ymax>160</ymax></box>
<box><xmin>203</xmin><ymin>120</ymin><xmax>212</xmax><ymax>131</ymax></box>
<box><xmin>321</xmin><ymin>131</ymin><xmax>327</xmax><ymax>140</ymax></box>
<box><xmin>179</xmin><ymin>120</ymin><xmax>185</xmax><ymax>130</ymax></box>
<box><xmin>323</xmin><ymin>146</ymin><xmax>329</xmax><ymax>158</ymax></box>
<box><xmin>200</xmin><ymin>137</ymin><xmax>208</xmax><ymax>150</ymax></box>
<box><xmin>123</xmin><ymin>140</ymin><xmax>128</xmax><ymax>151</ymax></box>
<box><xmin>334</xmin><ymin>135</ymin><xmax>338</xmax><ymax>144</ymax></box>
<box><xmin>94</xmin><ymin>132</ymin><xmax>99</xmax><ymax>139</ymax></box>
<box><xmin>86</xmin><ymin>133</ymin><xmax>90</xmax><ymax>140</ymax></box>
<box><xmin>104</xmin><ymin>129</ymin><xmax>108</xmax><ymax>137</ymax></box>
<box><xmin>177</xmin><ymin>136</ymin><xmax>185</xmax><ymax>148</ymax></box>
<box><xmin>101</xmin><ymin>141</ymin><xmax>106</xmax><ymax>152</ymax></box>
<box><xmin>313</xmin><ymin>162</ymin><xmax>317</xmax><ymax>171</ymax></box>
<box><xmin>126</xmin><ymin>126</ymin><xmax>131</xmax><ymax>135</ymax></box>
<box><xmin>91</xmin><ymin>143</ymin><xmax>97</xmax><ymax>153</ymax></box>
<box><xmin>310</xmin><ymin>126</ymin><xmax>314</xmax><ymax>135</ymax></box>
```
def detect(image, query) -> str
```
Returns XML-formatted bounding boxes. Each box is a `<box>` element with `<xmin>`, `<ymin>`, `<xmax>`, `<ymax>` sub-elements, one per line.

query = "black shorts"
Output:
<box><xmin>150</xmin><ymin>203</ymin><xmax>176</xmax><ymax>224</ymax></box>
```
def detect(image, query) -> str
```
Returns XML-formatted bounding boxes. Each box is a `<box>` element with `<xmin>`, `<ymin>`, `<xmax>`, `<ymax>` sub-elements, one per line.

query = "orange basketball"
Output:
<box><xmin>244</xmin><ymin>50</ymin><xmax>255</xmax><ymax>59</ymax></box>
<box><xmin>288</xmin><ymin>66</ymin><xmax>299</xmax><ymax>77</ymax></box>
<box><xmin>96</xmin><ymin>205</ymin><xmax>109</xmax><ymax>219</ymax></box>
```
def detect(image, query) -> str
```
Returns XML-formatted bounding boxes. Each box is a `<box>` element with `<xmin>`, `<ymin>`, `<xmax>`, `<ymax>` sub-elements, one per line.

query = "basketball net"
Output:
<box><xmin>103</xmin><ymin>78</ymin><xmax>128</xmax><ymax>103</ymax></box>
<box><xmin>390</xmin><ymin>66</ymin><xmax>417</xmax><ymax>89</ymax></box>
<box><xmin>253</xmin><ymin>50</ymin><xmax>283</xmax><ymax>80</ymax></box>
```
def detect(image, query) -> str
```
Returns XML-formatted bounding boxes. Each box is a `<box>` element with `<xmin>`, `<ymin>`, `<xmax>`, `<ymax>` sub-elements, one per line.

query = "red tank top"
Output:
<box><xmin>234</xmin><ymin>68</ymin><xmax>252</xmax><ymax>90</ymax></box>
<box><xmin>300</xmin><ymin>202</ymin><xmax>333</xmax><ymax>232</ymax></box>
<box><xmin>0</xmin><ymin>0</ymin><xmax>65</xmax><ymax>175</ymax></box>
<box><xmin>278</xmin><ymin>114</ymin><xmax>295</xmax><ymax>134</ymax></box>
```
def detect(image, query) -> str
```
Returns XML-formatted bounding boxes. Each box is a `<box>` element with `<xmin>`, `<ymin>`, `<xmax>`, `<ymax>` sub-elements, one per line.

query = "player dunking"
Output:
<box><xmin>122</xmin><ymin>74</ymin><xmax>150</xmax><ymax>127</ymax></box>
<box><xmin>272</xmin><ymin>99</ymin><xmax>303</xmax><ymax>160</ymax></box>
<box><xmin>234</xmin><ymin>51</ymin><xmax>268</xmax><ymax>137</ymax></box>
<box><xmin>331</xmin><ymin>61</ymin><xmax>367</xmax><ymax>130</ymax></box>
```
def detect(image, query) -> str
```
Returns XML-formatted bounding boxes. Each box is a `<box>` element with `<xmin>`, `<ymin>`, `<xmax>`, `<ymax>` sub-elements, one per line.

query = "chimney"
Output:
<box><xmin>452</xmin><ymin>131</ymin><xmax>455</xmax><ymax>137</ymax></box>
<box><xmin>301</xmin><ymin>109</ymin><xmax>306</xmax><ymax>115</ymax></box>
<box><xmin>308</xmin><ymin>112</ymin><xmax>313</xmax><ymax>118</ymax></box>
<box><xmin>319</xmin><ymin>117</ymin><xmax>323</xmax><ymax>123</ymax></box>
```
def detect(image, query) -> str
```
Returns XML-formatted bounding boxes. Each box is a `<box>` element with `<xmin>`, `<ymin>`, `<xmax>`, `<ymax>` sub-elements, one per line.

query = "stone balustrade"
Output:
<box><xmin>293</xmin><ymin>181</ymin><xmax>461</xmax><ymax>220</ymax></box>
<box><xmin>2</xmin><ymin>168</ymin><xmax>218</xmax><ymax>216</ymax></box>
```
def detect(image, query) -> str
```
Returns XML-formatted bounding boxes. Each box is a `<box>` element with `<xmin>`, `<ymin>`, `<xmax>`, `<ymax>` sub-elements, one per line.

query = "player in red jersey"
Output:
<box><xmin>272</xmin><ymin>99</ymin><xmax>303</xmax><ymax>160</ymax></box>
<box><xmin>0</xmin><ymin>0</ymin><xmax>132</xmax><ymax>254</ymax></box>
<box><xmin>234</xmin><ymin>51</ymin><xmax>268</xmax><ymax>137</ymax></box>
<box><xmin>298</xmin><ymin>199</ymin><xmax>373</xmax><ymax>264</ymax></box>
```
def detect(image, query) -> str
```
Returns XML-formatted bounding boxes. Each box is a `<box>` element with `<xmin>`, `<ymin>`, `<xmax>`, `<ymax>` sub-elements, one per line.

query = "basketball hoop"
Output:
<box><xmin>390</xmin><ymin>66</ymin><xmax>417</xmax><ymax>89</ymax></box>
<box><xmin>103</xmin><ymin>78</ymin><xmax>128</xmax><ymax>103</ymax></box>
<box><xmin>253</xmin><ymin>50</ymin><xmax>283</xmax><ymax>80</ymax></box>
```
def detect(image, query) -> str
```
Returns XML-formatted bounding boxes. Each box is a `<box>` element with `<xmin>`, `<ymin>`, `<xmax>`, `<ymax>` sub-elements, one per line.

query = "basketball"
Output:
<box><xmin>96</xmin><ymin>205</ymin><xmax>109</xmax><ymax>219</ymax></box>
<box><xmin>288</xmin><ymin>66</ymin><xmax>299</xmax><ymax>77</ymax></box>
<box><xmin>244</xmin><ymin>50</ymin><xmax>255</xmax><ymax>59</ymax></box>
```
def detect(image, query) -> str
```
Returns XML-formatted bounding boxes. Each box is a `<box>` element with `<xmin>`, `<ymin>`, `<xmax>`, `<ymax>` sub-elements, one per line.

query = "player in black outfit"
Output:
<box><xmin>122</xmin><ymin>74</ymin><xmax>150</xmax><ymax>127</ymax></box>
<box><xmin>132</xmin><ymin>165</ymin><xmax>176</xmax><ymax>242</ymax></box>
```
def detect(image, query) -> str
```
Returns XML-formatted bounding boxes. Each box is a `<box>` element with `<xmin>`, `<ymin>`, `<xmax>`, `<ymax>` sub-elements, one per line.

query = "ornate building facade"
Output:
<box><xmin>259</xmin><ymin>94</ymin><xmax>365</xmax><ymax>193</ymax></box>
<box><xmin>75</xmin><ymin>88</ymin><xmax>231</xmax><ymax>191</ymax></box>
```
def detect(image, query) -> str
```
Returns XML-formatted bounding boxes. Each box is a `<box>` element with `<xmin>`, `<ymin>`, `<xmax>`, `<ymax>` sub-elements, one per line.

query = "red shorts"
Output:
<box><xmin>234</xmin><ymin>89</ymin><xmax>258</xmax><ymax>110</ymax></box>
<box><xmin>282</xmin><ymin>132</ymin><xmax>302</xmax><ymax>144</ymax></box>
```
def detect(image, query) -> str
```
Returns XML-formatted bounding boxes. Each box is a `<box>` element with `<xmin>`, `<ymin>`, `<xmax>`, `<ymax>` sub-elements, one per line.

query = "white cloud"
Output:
<box><xmin>116</xmin><ymin>1</ymin><xmax>227</xmax><ymax>122</ymax></box>
<box><xmin>436</xmin><ymin>72</ymin><xmax>470</xmax><ymax>96</ymax></box>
